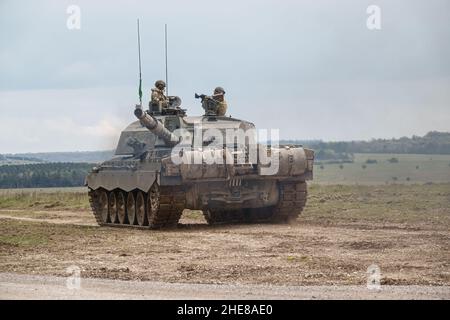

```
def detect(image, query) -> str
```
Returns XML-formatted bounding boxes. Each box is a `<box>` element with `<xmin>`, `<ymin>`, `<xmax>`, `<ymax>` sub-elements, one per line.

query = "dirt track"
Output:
<box><xmin>0</xmin><ymin>211</ymin><xmax>448</xmax><ymax>286</ymax></box>
<box><xmin>1</xmin><ymin>273</ymin><xmax>449</xmax><ymax>299</ymax></box>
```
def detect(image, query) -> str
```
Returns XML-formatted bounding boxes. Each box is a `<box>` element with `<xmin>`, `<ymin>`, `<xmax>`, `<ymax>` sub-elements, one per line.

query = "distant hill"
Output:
<box><xmin>0</xmin><ymin>154</ymin><xmax>45</xmax><ymax>166</ymax></box>
<box><xmin>2</xmin><ymin>150</ymin><xmax>114</xmax><ymax>164</ymax></box>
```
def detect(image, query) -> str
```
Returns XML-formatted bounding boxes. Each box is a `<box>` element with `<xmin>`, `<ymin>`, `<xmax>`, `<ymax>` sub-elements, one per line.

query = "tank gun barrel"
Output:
<box><xmin>134</xmin><ymin>106</ymin><xmax>179</xmax><ymax>146</ymax></box>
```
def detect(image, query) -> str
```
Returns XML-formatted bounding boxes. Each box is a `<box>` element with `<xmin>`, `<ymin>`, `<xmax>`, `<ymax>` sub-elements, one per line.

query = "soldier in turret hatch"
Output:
<box><xmin>195</xmin><ymin>87</ymin><xmax>228</xmax><ymax>116</ymax></box>
<box><xmin>212</xmin><ymin>87</ymin><xmax>227</xmax><ymax>116</ymax></box>
<box><xmin>150</xmin><ymin>80</ymin><xmax>169</xmax><ymax>109</ymax></box>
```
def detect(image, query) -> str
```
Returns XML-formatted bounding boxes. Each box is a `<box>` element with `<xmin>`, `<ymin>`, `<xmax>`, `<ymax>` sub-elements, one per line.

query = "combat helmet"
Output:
<box><xmin>155</xmin><ymin>80</ymin><xmax>166</xmax><ymax>89</ymax></box>
<box><xmin>214</xmin><ymin>86</ymin><xmax>225</xmax><ymax>94</ymax></box>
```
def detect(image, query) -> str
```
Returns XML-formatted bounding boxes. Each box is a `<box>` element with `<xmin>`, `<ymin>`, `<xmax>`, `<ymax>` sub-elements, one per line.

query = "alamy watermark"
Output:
<box><xmin>66</xmin><ymin>5</ymin><xmax>81</xmax><ymax>30</ymax></box>
<box><xmin>66</xmin><ymin>265</ymin><xmax>81</xmax><ymax>290</ymax></box>
<box><xmin>170</xmin><ymin>126</ymin><xmax>282</xmax><ymax>176</ymax></box>
<box><xmin>366</xmin><ymin>5</ymin><xmax>381</xmax><ymax>30</ymax></box>
<box><xmin>366</xmin><ymin>264</ymin><xmax>381</xmax><ymax>290</ymax></box>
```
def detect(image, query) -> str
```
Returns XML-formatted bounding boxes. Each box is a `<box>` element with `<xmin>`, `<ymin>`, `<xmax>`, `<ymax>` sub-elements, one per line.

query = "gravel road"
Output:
<box><xmin>1</xmin><ymin>273</ymin><xmax>449</xmax><ymax>300</ymax></box>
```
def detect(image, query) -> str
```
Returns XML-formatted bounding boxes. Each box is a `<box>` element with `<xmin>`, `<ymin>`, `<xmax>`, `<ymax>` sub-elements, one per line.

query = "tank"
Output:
<box><xmin>86</xmin><ymin>95</ymin><xmax>314</xmax><ymax>228</ymax></box>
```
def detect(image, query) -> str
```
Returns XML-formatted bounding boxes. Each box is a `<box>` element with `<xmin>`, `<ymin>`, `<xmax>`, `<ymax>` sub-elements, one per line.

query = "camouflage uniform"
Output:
<box><xmin>216</xmin><ymin>99</ymin><xmax>227</xmax><ymax>116</ymax></box>
<box><xmin>213</xmin><ymin>87</ymin><xmax>227</xmax><ymax>116</ymax></box>
<box><xmin>151</xmin><ymin>88</ymin><xmax>169</xmax><ymax>109</ymax></box>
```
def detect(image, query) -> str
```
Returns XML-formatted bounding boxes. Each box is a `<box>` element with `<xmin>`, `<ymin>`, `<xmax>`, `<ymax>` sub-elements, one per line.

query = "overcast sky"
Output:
<box><xmin>1</xmin><ymin>0</ymin><xmax>449</xmax><ymax>153</ymax></box>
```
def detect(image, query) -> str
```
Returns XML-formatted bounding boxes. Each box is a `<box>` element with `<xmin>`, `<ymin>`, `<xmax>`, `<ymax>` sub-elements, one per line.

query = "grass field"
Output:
<box><xmin>0</xmin><ymin>187</ymin><xmax>88</xmax><ymax>211</ymax></box>
<box><xmin>1</xmin><ymin>183</ymin><xmax>448</xmax><ymax>225</ymax></box>
<box><xmin>315</xmin><ymin>153</ymin><xmax>450</xmax><ymax>184</ymax></box>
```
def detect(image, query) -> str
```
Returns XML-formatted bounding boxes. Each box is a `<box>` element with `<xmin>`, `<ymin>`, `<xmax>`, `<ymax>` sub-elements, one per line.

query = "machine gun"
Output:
<box><xmin>194</xmin><ymin>93</ymin><xmax>206</xmax><ymax>101</ymax></box>
<box><xmin>195</xmin><ymin>93</ymin><xmax>219</xmax><ymax>116</ymax></box>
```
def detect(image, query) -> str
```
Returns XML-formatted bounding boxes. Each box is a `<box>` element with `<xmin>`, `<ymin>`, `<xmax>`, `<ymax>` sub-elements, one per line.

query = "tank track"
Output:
<box><xmin>88</xmin><ymin>188</ymin><xmax>104</xmax><ymax>226</ymax></box>
<box><xmin>268</xmin><ymin>181</ymin><xmax>307</xmax><ymax>222</ymax></box>
<box><xmin>203</xmin><ymin>181</ymin><xmax>307</xmax><ymax>225</ymax></box>
<box><xmin>153</xmin><ymin>186</ymin><xmax>186</xmax><ymax>228</ymax></box>
<box><xmin>88</xmin><ymin>185</ymin><xmax>185</xmax><ymax>229</ymax></box>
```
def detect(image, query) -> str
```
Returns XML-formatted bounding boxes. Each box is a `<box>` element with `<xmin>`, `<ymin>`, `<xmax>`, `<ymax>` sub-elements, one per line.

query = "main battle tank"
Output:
<box><xmin>86</xmin><ymin>95</ymin><xmax>314</xmax><ymax>228</ymax></box>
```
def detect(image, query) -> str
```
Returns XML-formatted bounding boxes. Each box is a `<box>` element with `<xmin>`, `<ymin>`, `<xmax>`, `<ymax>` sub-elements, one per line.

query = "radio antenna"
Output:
<box><xmin>165</xmin><ymin>23</ymin><xmax>169</xmax><ymax>96</ymax></box>
<box><xmin>137</xmin><ymin>19</ymin><xmax>143</xmax><ymax>105</ymax></box>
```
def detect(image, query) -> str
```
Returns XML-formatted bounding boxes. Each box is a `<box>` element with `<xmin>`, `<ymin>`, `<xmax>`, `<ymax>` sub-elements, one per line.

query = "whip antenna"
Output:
<box><xmin>137</xmin><ymin>19</ymin><xmax>143</xmax><ymax>105</ymax></box>
<box><xmin>165</xmin><ymin>23</ymin><xmax>169</xmax><ymax>96</ymax></box>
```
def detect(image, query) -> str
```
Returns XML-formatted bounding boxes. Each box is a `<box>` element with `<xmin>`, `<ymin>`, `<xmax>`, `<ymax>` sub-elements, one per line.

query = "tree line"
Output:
<box><xmin>0</xmin><ymin>163</ymin><xmax>94</xmax><ymax>188</ymax></box>
<box><xmin>281</xmin><ymin>131</ymin><xmax>450</xmax><ymax>160</ymax></box>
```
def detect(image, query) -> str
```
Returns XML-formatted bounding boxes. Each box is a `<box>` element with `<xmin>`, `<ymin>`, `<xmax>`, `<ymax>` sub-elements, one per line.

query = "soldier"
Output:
<box><xmin>150</xmin><ymin>80</ymin><xmax>169</xmax><ymax>109</ymax></box>
<box><xmin>212</xmin><ymin>87</ymin><xmax>227</xmax><ymax>116</ymax></box>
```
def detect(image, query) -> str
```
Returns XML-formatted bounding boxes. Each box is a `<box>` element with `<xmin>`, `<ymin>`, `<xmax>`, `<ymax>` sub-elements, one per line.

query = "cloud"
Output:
<box><xmin>0</xmin><ymin>114</ymin><xmax>127</xmax><ymax>153</ymax></box>
<box><xmin>0</xmin><ymin>87</ymin><xmax>132</xmax><ymax>153</ymax></box>
<box><xmin>0</xmin><ymin>0</ymin><xmax>449</xmax><ymax>152</ymax></box>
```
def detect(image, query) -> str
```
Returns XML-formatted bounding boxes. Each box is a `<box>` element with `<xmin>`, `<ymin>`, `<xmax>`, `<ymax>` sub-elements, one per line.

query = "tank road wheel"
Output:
<box><xmin>146</xmin><ymin>183</ymin><xmax>160</xmax><ymax>228</ymax></box>
<box><xmin>126</xmin><ymin>192</ymin><xmax>136</xmax><ymax>225</ymax></box>
<box><xmin>89</xmin><ymin>186</ymin><xmax>185</xmax><ymax>229</ymax></box>
<box><xmin>136</xmin><ymin>191</ymin><xmax>148</xmax><ymax>226</ymax></box>
<box><xmin>117</xmin><ymin>191</ymin><xmax>127</xmax><ymax>224</ymax></box>
<box><xmin>108</xmin><ymin>191</ymin><xmax>118</xmax><ymax>223</ymax></box>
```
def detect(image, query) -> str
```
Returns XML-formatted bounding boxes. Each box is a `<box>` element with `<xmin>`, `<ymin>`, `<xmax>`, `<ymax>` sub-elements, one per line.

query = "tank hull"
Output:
<box><xmin>86</xmin><ymin>110</ymin><xmax>314</xmax><ymax>229</ymax></box>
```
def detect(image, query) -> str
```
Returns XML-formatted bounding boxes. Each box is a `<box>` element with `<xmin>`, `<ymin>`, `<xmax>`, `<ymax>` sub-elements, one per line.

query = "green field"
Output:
<box><xmin>0</xmin><ymin>187</ymin><xmax>86</xmax><ymax>195</ymax></box>
<box><xmin>315</xmin><ymin>153</ymin><xmax>450</xmax><ymax>185</ymax></box>
<box><xmin>0</xmin><ymin>187</ymin><xmax>89</xmax><ymax>211</ymax></box>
